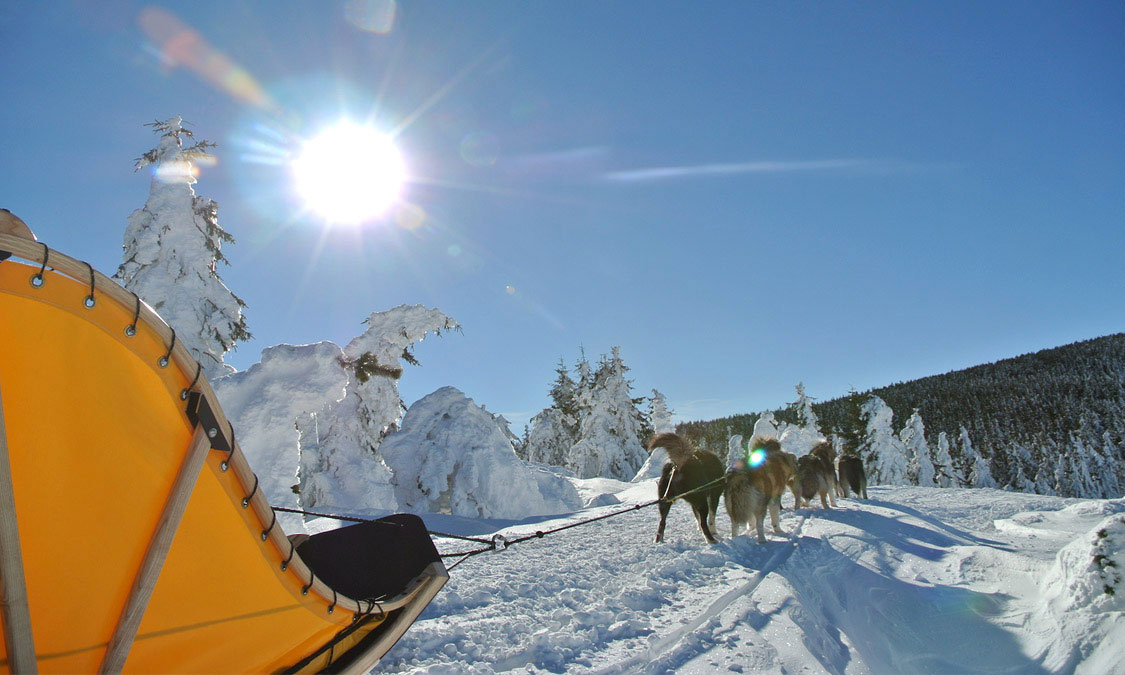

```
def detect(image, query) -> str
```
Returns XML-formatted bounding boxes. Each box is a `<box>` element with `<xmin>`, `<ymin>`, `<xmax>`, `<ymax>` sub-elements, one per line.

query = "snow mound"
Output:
<box><xmin>212</xmin><ymin>341</ymin><xmax>348</xmax><ymax>532</ymax></box>
<box><xmin>1044</xmin><ymin>512</ymin><xmax>1125</xmax><ymax>613</ymax></box>
<box><xmin>380</xmin><ymin>387</ymin><xmax>582</xmax><ymax>518</ymax></box>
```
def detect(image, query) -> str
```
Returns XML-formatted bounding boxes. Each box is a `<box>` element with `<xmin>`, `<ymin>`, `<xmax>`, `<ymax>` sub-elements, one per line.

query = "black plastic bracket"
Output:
<box><xmin>186</xmin><ymin>391</ymin><xmax>232</xmax><ymax>454</ymax></box>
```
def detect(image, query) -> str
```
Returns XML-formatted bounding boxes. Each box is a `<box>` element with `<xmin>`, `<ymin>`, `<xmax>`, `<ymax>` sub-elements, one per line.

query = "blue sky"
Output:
<box><xmin>2</xmin><ymin>2</ymin><xmax>1123</xmax><ymax>428</ymax></box>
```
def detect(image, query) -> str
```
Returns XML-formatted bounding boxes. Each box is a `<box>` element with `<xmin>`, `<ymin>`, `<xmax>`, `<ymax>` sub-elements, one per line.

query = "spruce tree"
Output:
<box><xmin>960</xmin><ymin>426</ymin><xmax>995</xmax><ymax>488</ymax></box>
<box><xmin>934</xmin><ymin>431</ymin><xmax>954</xmax><ymax>487</ymax></box>
<box><xmin>860</xmin><ymin>396</ymin><xmax>910</xmax><ymax>485</ymax></box>
<box><xmin>649</xmin><ymin>389</ymin><xmax>675</xmax><ymax>434</ymax></box>
<box><xmin>117</xmin><ymin>116</ymin><xmax>249</xmax><ymax>378</ymax></box>
<box><xmin>901</xmin><ymin>409</ymin><xmax>935</xmax><ymax>486</ymax></box>
<box><xmin>566</xmin><ymin>347</ymin><xmax>648</xmax><ymax>479</ymax></box>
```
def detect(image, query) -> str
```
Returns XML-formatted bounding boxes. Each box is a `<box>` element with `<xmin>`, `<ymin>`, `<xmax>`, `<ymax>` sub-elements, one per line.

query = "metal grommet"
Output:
<box><xmin>124</xmin><ymin>324</ymin><xmax>137</xmax><ymax>337</ymax></box>
<box><xmin>327</xmin><ymin>590</ymin><xmax>337</xmax><ymax>615</ymax></box>
<box><xmin>220</xmin><ymin>460</ymin><xmax>229</xmax><ymax>472</ymax></box>
<box><xmin>158</xmin><ymin>356</ymin><xmax>170</xmax><ymax>368</ymax></box>
<box><xmin>29</xmin><ymin>274</ymin><xmax>44</xmax><ymax>288</ymax></box>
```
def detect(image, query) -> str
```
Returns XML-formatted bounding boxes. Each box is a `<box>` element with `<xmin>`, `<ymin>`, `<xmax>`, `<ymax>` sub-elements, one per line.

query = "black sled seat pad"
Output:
<box><xmin>296</xmin><ymin>514</ymin><xmax>441</xmax><ymax>601</ymax></box>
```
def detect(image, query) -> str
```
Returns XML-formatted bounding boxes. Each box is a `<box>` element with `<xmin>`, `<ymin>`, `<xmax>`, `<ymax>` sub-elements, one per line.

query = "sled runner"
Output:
<box><xmin>0</xmin><ymin>233</ymin><xmax>447</xmax><ymax>674</ymax></box>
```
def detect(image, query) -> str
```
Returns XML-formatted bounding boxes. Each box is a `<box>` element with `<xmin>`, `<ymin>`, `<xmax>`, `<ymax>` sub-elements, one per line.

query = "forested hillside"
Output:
<box><xmin>679</xmin><ymin>334</ymin><xmax>1125</xmax><ymax>498</ymax></box>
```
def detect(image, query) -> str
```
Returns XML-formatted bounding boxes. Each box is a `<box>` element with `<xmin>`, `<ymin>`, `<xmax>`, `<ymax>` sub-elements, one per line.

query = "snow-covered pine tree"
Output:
<box><xmin>1066</xmin><ymin>432</ymin><xmax>1097</xmax><ymax>498</ymax></box>
<box><xmin>860</xmin><ymin>396</ymin><xmax>910</xmax><ymax>485</ymax></box>
<box><xmin>1034</xmin><ymin>448</ymin><xmax>1058</xmax><ymax>496</ymax></box>
<box><xmin>1098</xmin><ymin>430</ymin><xmax>1123</xmax><ymax>498</ymax></box>
<box><xmin>525</xmin><ymin>358</ymin><xmax>581</xmax><ymax>466</ymax></box>
<box><xmin>525</xmin><ymin>408</ymin><xmax>574</xmax><ymax>466</ymax></box>
<box><xmin>934</xmin><ymin>431</ymin><xmax>954</xmax><ymax>488</ymax></box>
<box><xmin>779</xmin><ymin>382</ymin><xmax>826</xmax><ymax>456</ymax></box>
<box><xmin>117</xmin><ymin>116</ymin><xmax>249</xmax><ymax>378</ymax></box>
<box><xmin>566</xmin><ymin>347</ymin><xmax>648</xmax><ymax>480</ymax></box>
<box><xmin>296</xmin><ymin>305</ymin><xmax>459</xmax><ymax>511</ymax></box>
<box><xmin>1006</xmin><ymin>445</ymin><xmax>1038</xmax><ymax>493</ymax></box>
<box><xmin>959</xmin><ymin>426</ymin><xmax>995</xmax><ymax>488</ymax></box>
<box><xmin>790</xmin><ymin>382</ymin><xmax>820</xmax><ymax>430</ymax></box>
<box><xmin>900</xmin><ymin>409</ymin><xmax>935</xmax><ymax>486</ymax></box>
<box><xmin>649</xmin><ymin>389</ymin><xmax>675</xmax><ymax>434</ymax></box>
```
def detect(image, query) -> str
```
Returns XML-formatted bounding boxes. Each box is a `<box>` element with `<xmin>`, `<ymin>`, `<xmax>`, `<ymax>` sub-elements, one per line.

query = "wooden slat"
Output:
<box><xmin>0</xmin><ymin>379</ymin><xmax>39</xmax><ymax>673</ymax></box>
<box><xmin>98</xmin><ymin>426</ymin><xmax>212</xmax><ymax>675</ymax></box>
<box><xmin>338</xmin><ymin>562</ymin><xmax>449</xmax><ymax>675</ymax></box>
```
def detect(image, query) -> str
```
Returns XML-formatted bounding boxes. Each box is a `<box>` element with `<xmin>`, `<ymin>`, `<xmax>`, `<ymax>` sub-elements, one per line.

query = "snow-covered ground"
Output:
<box><xmin>351</xmin><ymin>484</ymin><xmax>1125</xmax><ymax>674</ymax></box>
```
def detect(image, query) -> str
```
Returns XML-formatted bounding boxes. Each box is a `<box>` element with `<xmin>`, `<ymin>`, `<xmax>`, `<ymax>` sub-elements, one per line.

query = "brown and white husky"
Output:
<box><xmin>794</xmin><ymin>441</ymin><xmax>839</xmax><ymax>509</ymax></box>
<box><xmin>724</xmin><ymin>436</ymin><xmax>796</xmax><ymax>543</ymax></box>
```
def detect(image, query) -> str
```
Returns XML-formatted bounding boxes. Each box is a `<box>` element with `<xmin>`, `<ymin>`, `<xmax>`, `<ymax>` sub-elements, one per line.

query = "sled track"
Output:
<box><xmin>594</xmin><ymin>515</ymin><xmax>808</xmax><ymax>674</ymax></box>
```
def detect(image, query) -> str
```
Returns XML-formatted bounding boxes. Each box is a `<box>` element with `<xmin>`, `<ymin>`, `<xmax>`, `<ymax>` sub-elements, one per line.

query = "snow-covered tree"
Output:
<box><xmin>900</xmin><ymin>409</ymin><xmax>935</xmax><ymax>486</ymax></box>
<box><xmin>860</xmin><ymin>396</ymin><xmax>910</xmax><ymax>485</ymax></box>
<box><xmin>649</xmin><ymin>389</ymin><xmax>675</xmax><ymax>434</ymax></box>
<box><xmin>526</xmin><ymin>358</ymin><xmax>582</xmax><ymax>466</ymax></box>
<box><xmin>934</xmin><ymin>432</ymin><xmax>954</xmax><ymax>488</ymax></box>
<box><xmin>1066</xmin><ymin>432</ymin><xmax>1097</xmax><ymax>498</ymax></box>
<box><xmin>1097</xmin><ymin>430</ymin><xmax>1123</xmax><ymax>498</ymax></box>
<box><xmin>753</xmin><ymin>411</ymin><xmax>780</xmax><ymax>439</ymax></box>
<box><xmin>1006</xmin><ymin>445</ymin><xmax>1038</xmax><ymax>493</ymax></box>
<box><xmin>295</xmin><ymin>305</ymin><xmax>459</xmax><ymax>510</ymax></box>
<box><xmin>525</xmin><ymin>407</ymin><xmax>575</xmax><ymax>466</ymax></box>
<box><xmin>779</xmin><ymin>383</ymin><xmax>826</xmax><ymax>457</ymax></box>
<box><xmin>549</xmin><ymin>358</ymin><xmax>580</xmax><ymax>422</ymax></box>
<box><xmin>379</xmin><ymin>387</ymin><xmax>582</xmax><ymax>518</ymax></box>
<box><xmin>789</xmin><ymin>382</ymin><xmax>820</xmax><ymax>431</ymax></box>
<box><xmin>958</xmin><ymin>426</ymin><xmax>995</xmax><ymax>488</ymax></box>
<box><xmin>116</xmin><ymin>116</ymin><xmax>249</xmax><ymax>378</ymax></box>
<box><xmin>212</xmin><ymin>342</ymin><xmax>350</xmax><ymax>533</ymax></box>
<box><xmin>566</xmin><ymin>347</ymin><xmax>648</xmax><ymax>480</ymax></box>
<box><xmin>1034</xmin><ymin>449</ymin><xmax>1058</xmax><ymax>496</ymax></box>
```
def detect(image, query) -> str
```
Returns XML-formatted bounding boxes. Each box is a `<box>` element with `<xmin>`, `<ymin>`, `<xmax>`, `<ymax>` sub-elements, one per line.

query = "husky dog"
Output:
<box><xmin>837</xmin><ymin>454</ymin><xmax>868</xmax><ymax>499</ymax></box>
<box><xmin>724</xmin><ymin>436</ymin><xmax>796</xmax><ymax>543</ymax></box>
<box><xmin>649</xmin><ymin>433</ymin><xmax>725</xmax><ymax>544</ymax></box>
<box><xmin>793</xmin><ymin>441</ymin><xmax>838</xmax><ymax>509</ymax></box>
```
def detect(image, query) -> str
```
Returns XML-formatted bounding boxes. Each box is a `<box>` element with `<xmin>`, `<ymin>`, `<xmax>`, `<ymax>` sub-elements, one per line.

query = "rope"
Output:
<box><xmin>270</xmin><ymin>473</ymin><xmax>729</xmax><ymax>569</ymax></box>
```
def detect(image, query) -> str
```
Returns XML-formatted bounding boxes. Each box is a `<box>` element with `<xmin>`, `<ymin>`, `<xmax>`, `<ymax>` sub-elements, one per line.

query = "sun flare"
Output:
<box><xmin>292</xmin><ymin>122</ymin><xmax>406</xmax><ymax>224</ymax></box>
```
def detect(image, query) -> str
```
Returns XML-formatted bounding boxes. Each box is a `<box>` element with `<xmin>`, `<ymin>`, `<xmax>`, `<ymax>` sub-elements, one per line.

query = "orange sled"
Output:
<box><xmin>0</xmin><ymin>233</ymin><xmax>447</xmax><ymax>673</ymax></box>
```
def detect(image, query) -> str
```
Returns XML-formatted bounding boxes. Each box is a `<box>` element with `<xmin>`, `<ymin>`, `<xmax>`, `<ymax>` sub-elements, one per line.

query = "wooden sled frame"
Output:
<box><xmin>0</xmin><ymin>233</ymin><xmax>447</xmax><ymax>674</ymax></box>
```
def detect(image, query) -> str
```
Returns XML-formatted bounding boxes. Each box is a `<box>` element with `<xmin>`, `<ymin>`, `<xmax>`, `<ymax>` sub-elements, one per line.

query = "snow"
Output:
<box><xmin>380</xmin><ymin>387</ymin><xmax>583</xmax><ymax>519</ymax></box>
<box><xmin>213</xmin><ymin>341</ymin><xmax>348</xmax><ymax>532</ymax></box>
<box><xmin>366</xmin><ymin>486</ymin><xmax>1125</xmax><ymax>674</ymax></box>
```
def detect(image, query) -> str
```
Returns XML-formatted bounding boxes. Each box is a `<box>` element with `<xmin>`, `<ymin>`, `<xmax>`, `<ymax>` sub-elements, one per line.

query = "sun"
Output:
<box><xmin>292</xmin><ymin>122</ymin><xmax>406</xmax><ymax>224</ymax></box>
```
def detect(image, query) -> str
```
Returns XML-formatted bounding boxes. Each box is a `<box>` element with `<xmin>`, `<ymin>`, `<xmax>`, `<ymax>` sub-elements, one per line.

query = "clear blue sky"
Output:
<box><xmin>3</xmin><ymin>2</ymin><xmax>1123</xmax><ymax>428</ymax></box>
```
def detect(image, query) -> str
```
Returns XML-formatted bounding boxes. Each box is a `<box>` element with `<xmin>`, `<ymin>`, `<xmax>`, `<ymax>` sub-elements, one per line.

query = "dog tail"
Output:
<box><xmin>798</xmin><ymin>470</ymin><xmax>819</xmax><ymax>500</ymax></box>
<box><xmin>748</xmin><ymin>435</ymin><xmax>782</xmax><ymax>454</ymax></box>
<box><xmin>648</xmin><ymin>432</ymin><xmax>693</xmax><ymax>467</ymax></box>
<box><xmin>811</xmin><ymin>440</ymin><xmax>835</xmax><ymax>462</ymax></box>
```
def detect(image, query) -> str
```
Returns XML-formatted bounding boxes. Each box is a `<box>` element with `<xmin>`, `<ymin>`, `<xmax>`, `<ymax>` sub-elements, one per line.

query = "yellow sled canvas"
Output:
<box><xmin>0</xmin><ymin>232</ymin><xmax>447</xmax><ymax>674</ymax></box>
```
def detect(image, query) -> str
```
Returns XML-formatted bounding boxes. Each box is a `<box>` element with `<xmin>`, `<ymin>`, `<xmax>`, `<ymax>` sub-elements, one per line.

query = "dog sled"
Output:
<box><xmin>0</xmin><ymin>231</ymin><xmax>448</xmax><ymax>673</ymax></box>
